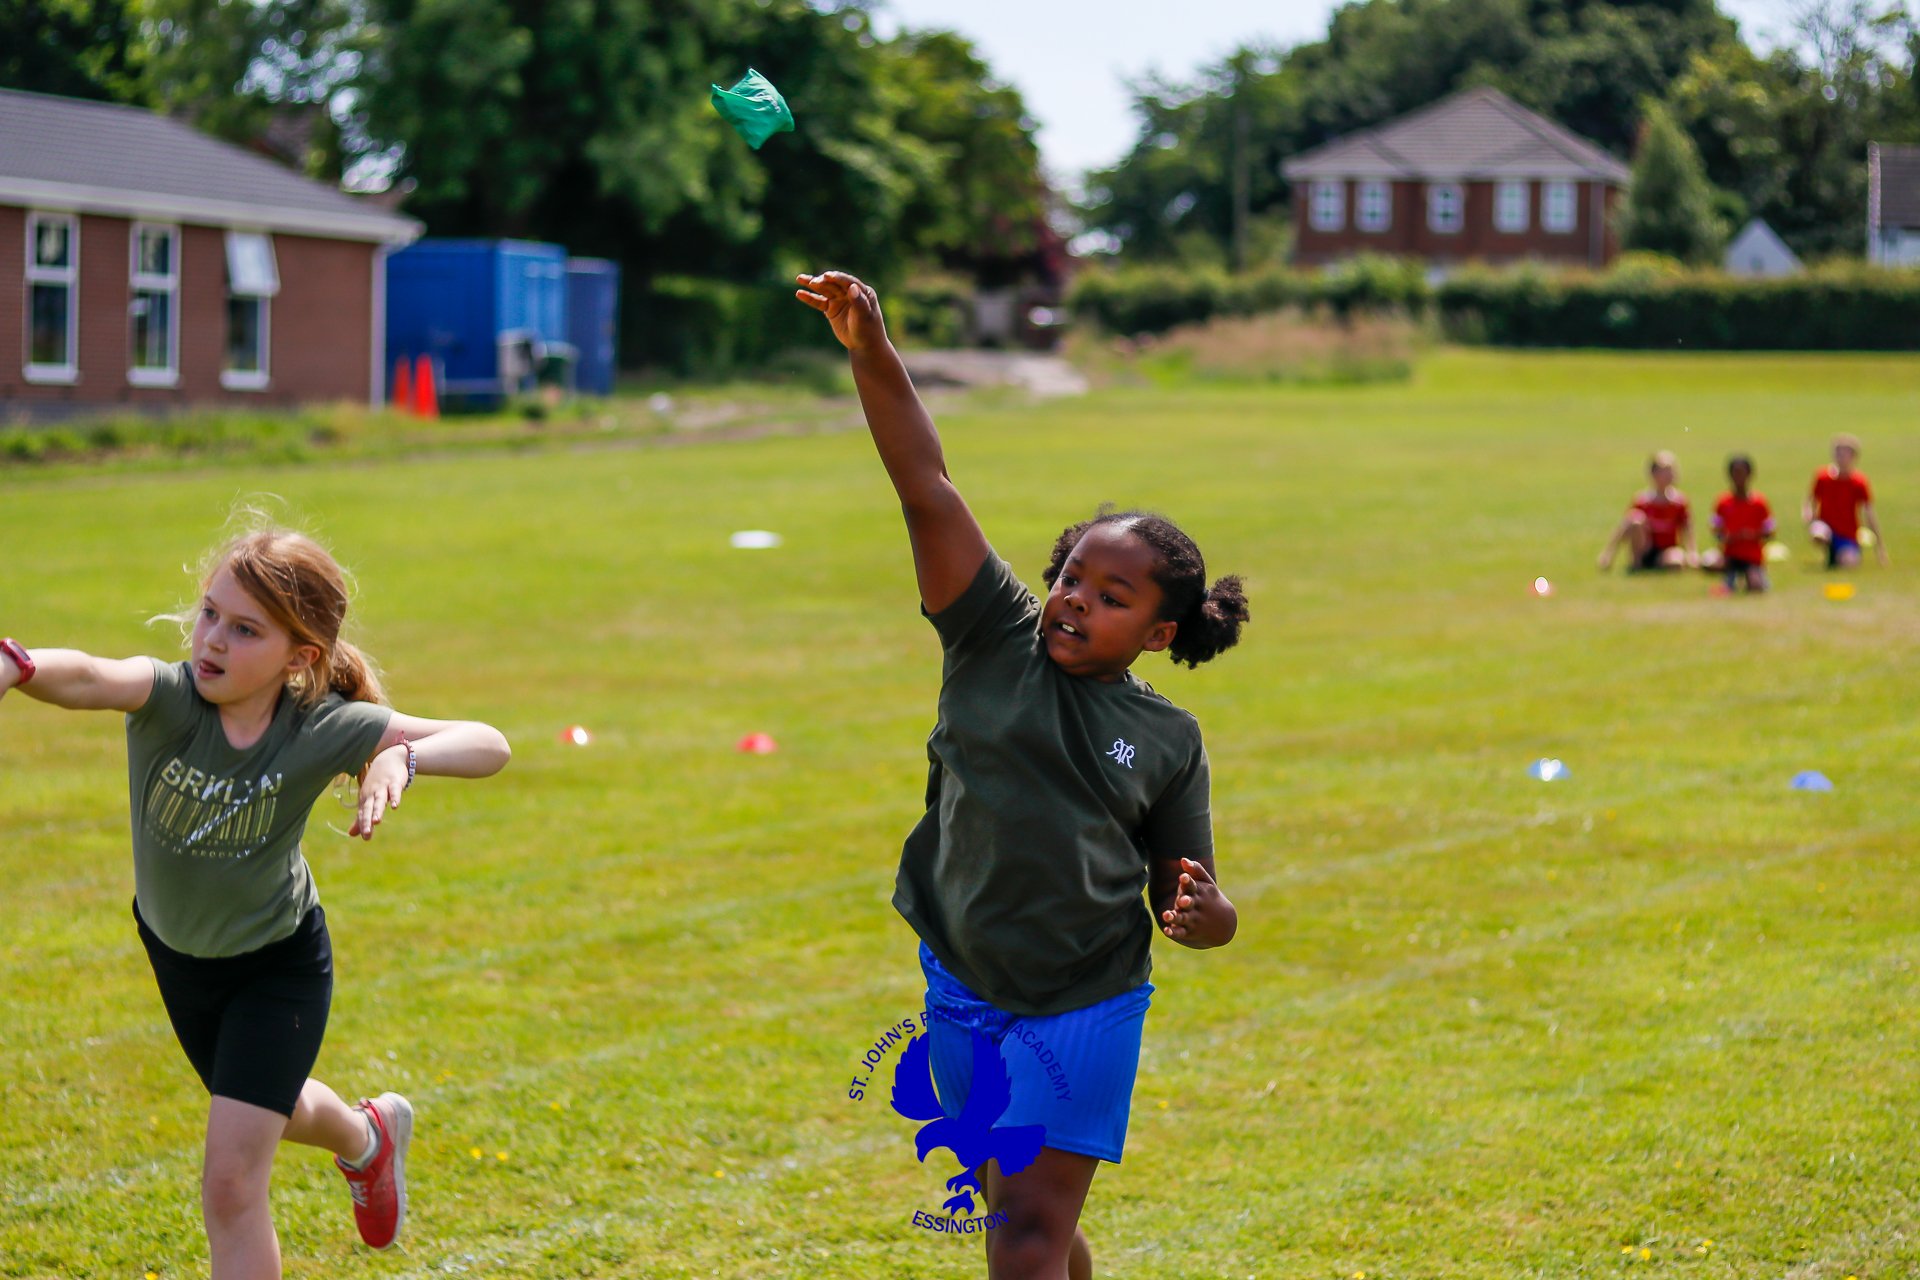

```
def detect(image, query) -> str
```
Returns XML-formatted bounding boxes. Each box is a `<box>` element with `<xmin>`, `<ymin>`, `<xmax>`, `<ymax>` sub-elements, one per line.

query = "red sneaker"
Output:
<box><xmin>335</xmin><ymin>1092</ymin><xmax>413</xmax><ymax>1249</ymax></box>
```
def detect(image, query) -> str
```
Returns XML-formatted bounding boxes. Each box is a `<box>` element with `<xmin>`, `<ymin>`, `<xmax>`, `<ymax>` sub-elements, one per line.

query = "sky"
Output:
<box><xmin>869</xmin><ymin>0</ymin><xmax>1805</xmax><ymax>179</ymax></box>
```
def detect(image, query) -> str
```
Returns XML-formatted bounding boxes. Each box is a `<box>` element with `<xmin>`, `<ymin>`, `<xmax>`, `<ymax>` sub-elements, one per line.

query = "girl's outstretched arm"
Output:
<box><xmin>349</xmin><ymin>712</ymin><xmax>511</xmax><ymax>841</ymax></box>
<box><xmin>1</xmin><ymin>647</ymin><xmax>155</xmax><ymax>712</ymax></box>
<box><xmin>795</xmin><ymin>271</ymin><xmax>990</xmax><ymax>614</ymax></box>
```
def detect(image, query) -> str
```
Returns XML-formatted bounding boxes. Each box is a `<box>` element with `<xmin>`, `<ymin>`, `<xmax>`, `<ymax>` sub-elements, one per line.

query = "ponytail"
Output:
<box><xmin>1167</xmin><ymin>574</ymin><xmax>1249</xmax><ymax>668</ymax></box>
<box><xmin>325</xmin><ymin>638</ymin><xmax>386</xmax><ymax>706</ymax></box>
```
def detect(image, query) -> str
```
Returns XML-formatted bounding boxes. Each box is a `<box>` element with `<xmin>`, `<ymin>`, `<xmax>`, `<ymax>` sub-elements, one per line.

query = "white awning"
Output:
<box><xmin>225</xmin><ymin>231</ymin><xmax>280</xmax><ymax>297</ymax></box>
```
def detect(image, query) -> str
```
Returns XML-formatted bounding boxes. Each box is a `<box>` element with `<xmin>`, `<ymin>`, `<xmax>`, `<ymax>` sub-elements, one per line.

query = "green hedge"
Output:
<box><xmin>1069</xmin><ymin>257</ymin><xmax>1428</xmax><ymax>336</ymax></box>
<box><xmin>1434</xmin><ymin>265</ymin><xmax>1920</xmax><ymax>350</ymax></box>
<box><xmin>1069</xmin><ymin>259</ymin><xmax>1920</xmax><ymax>350</ymax></box>
<box><xmin>624</xmin><ymin>276</ymin><xmax>840</xmax><ymax>378</ymax></box>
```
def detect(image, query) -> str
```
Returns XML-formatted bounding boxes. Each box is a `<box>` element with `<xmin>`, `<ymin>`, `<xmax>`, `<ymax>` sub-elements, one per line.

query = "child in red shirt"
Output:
<box><xmin>1803</xmin><ymin>433</ymin><xmax>1888</xmax><ymax>568</ymax></box>
<box><xmin>1712</xmin><ymin>454</ymin><xmax>1774</xmax><ymax>593</ymax></box>
<box><xmin>1597</xmin><ymin>450</ymin><xmax>1696</xmax><ymax>572</ymax></box>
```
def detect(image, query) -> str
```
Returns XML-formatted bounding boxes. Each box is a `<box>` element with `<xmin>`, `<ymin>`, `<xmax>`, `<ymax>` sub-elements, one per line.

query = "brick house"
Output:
<box><xmin>1282</xmin><ymin>87</ymin><xmax>1630</xmax><ymax>270</ymax></box>
<box><xmin>0</xmin><ymin>87</ymin><xmax>419</xmax><ymax>420</ymax></box>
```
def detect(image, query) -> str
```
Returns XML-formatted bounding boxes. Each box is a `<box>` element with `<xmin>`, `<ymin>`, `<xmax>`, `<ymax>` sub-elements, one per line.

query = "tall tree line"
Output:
<box><xmin>1078</xmin><ymin>0</ymin><xmax>1920</xmax><ymax>263</ymax></box>
<box><xmin>0</xmin><ymin>0</ymin><xmax>1051</xmax><ymax>287</ymax></box>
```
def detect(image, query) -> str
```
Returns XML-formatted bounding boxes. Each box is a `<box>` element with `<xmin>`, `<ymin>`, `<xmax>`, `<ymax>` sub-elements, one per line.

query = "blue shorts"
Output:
<box><xmin>919</xmin><ymin>942</ymin><xmax>1152</xmax><ymax>1164</ymax></box>
<box><xmin>1828</xmin><ymin>535</ymin><xmax>1860</xmax><ymax>567</ymax></box>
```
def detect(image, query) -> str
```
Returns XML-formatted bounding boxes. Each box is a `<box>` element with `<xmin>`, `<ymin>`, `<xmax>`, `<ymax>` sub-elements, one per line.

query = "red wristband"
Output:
<box><xmin>1</xmin><ymin>638</ymin><xmax>34</xmax><ymax>685</ymax></box>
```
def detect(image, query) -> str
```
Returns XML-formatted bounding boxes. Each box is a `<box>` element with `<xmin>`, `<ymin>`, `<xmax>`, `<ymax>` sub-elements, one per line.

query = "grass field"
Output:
<box><xmin>3</xmin><ymin>349</ymin><xmax>1918</xmax><ymax>1279</ymax></box>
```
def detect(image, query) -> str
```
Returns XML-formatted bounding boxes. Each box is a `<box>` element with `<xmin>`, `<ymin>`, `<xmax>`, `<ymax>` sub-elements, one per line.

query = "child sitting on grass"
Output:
<box><xmin>1598</xmin><ymin>451</ymin><xmax>1696</xmax><ymax>572</ymax></box>
<box><xmin>1804</xmin><ymin>433</ymin><xmax>1889</xmax><ymax>569</ymax></box>
<box><xmin>1708</xmin><ymin>454</ymin><xmax>1774</xmax><ymax>593</ymax></box>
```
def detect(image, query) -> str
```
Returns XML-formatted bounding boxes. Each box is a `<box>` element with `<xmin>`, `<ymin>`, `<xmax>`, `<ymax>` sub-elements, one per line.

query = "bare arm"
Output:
<box><xmin>2</xmin><ymin>647</ymin><xmax>154</xmax><ymax>713</ymax></box>
<box><xmin>795</xmin><ymin>272</ymin><xmax>990</xmax><ymax>614</ymax></box>
<box><xmin>348</xmin><ymin>711</ymin><xmax>511</xmax><ymax>841</ymax></box>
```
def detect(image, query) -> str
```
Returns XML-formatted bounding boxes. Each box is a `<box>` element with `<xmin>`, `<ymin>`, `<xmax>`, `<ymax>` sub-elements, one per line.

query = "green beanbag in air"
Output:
<box><xmin>710</xmin><ymin>68</ymin><xmax>794</xmax><ymax>150</ymax></box>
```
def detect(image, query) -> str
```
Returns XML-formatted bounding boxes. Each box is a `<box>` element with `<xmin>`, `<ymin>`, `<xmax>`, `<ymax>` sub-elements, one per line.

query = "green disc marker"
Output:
<box><xmin>710</xmin><ymin>68</ymin><xmax>794</xmax><ymax>150</ymax></box>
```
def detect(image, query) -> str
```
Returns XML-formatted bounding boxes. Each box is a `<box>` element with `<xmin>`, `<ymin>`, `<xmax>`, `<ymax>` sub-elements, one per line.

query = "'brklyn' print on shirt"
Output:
<box><xmin>144</xmin><ymin>758</ymin><xmax>285</xmax><ymax>857</ymax></box>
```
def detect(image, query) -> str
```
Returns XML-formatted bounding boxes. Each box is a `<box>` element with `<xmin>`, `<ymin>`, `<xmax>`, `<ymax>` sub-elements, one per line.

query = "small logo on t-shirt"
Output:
<box><xmin>1107</xmin><ymin>738</ymin><xmax>1136</xmax><ymax>769</ymax></box>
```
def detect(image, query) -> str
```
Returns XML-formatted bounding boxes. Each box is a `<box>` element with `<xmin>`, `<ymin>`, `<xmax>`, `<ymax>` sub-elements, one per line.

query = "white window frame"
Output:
<box><xmin>1309</xmin><ymin>181</ymin><xmax>1346</xmax><ymax>232</ymax></box>
<box><xmin>221</xmin><ymin>230</ymin><xmax>278</xmax><ymax>391</ymax></box>
<box><xmin>24</xmin><ymin>211</ymin><xmax>80</xmax><ymax>385</ymax></box>
<box><xmin>128</xmin><ymin>222</ymin><xmax>180</xmax><ymax>388</ymax></box>
<box><xmin>1357</xmin><ymin>181</ymin><xmax>1392</xmax><ymax>232</ymax></box>
<box><xmin>1427</xmin><ymin>182</ymin><xmax>1463</xmax><ymax>234</ymax></box>
<box><xmin>1495</xmin><ymin>180</ymin><xmax>1530</xmax><ymax>233</ymax></box>
<box><xmin>1544</xmin><ymin>180</ymin><xmax>1577</xmax><ymax>234</ymax></box>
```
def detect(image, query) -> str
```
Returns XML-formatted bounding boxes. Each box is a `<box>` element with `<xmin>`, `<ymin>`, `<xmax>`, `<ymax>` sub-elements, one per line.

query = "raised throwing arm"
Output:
<box><xmin>795</xmin><ymin>271</ymin><xmax>991</xmax><ymax>614</ymax></box>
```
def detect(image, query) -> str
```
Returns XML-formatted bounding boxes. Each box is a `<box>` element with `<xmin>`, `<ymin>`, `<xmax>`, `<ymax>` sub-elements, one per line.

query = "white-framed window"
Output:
<box><xmin>1544</xmin><ymin>180</ymin><xmax>1577</xmax><ymax>233</ymax></box>
<box><xmin>222</xmin><ymin>231</ymin><xmax>278</xmax><ymax>390</ymax></box>
<box><xmin>25</xmin><ymin>212</ymin><xmax>79</xmax><ymax>384</ymax></box>
<box><xmin>1495</xmin><ymin>180</ymin><xmax>1530</xmax><ymax>233</ymax></box>
<box><xmin>1309</xmin><ymin>181</ymin><xmax>1346</xmax><ymax>232</ymax></box>
<box><xmin>128</xmin><ymin>223</ymin><xmax>179</xmax><ymax>386</ymax></box>
<box><xmin>1357</xmin><ymin>180</ymin><xmax>1392</xmax><ymax>232</ymax></box>
<box><xmin>1427</xmin><ymin>182</ymin><xmax>1463</xmax><ymax>234</ymax></box>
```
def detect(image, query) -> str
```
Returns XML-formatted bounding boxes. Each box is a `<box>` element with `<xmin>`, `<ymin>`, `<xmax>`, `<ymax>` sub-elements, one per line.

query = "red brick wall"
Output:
<box><xmin>0</xmin><ymin>205</ymin><xmax>377</xmax><ymax>417</ymax></box>
<box><xmin>1291</xmin><ymin>178</ymin><xmax>1622</xmax><ymax>269</ymax></box>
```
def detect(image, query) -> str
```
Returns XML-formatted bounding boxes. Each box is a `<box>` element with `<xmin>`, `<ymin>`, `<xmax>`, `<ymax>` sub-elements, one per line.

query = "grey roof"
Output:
<box><xmin>1282</xmin><ymin>87</ymin><xmax>1630</xmax><ymax>185</ymax></box>
<box><xmin>0</xmin><ymin>87</ymin><xmax>418</xmax><ymax>243</ymax></box>
<box><xmin>1724</xmin><ymin>218</ymin><xmax>1801</xmax><ymax>276</ymax></box>
<box><xmin>1869</xmin><ymin>143</ymin><xmax>1920</xmax><ymax>230</ymax></box>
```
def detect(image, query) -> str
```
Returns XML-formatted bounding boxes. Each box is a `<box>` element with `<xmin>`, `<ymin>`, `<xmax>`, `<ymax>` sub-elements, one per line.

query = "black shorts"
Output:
<box><xmin>134</xmin><ymin>899</ymin><xmax>333</xmax><ymax>1116</ymax></box>
<box><xmin>1635</xmin><ymin>546</ymin><xmax>1676</xmax><ymax>571</ymax></box>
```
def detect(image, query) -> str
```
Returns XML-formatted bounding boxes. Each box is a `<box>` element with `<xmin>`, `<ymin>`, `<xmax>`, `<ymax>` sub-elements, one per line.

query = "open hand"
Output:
<box><xmin>349</xmin><ymin>745</ymin><xmax>408</xmax><ymax>841</ymax></box>
<box><xmin>1161</xmin><ymin>857</ymin><xmax>1237</xmax><ymax>948</ymax></box>
<box><xmin>795</xmin><ymin>271</ymin><xmax>887</xmax><ymax>353</ymax></box>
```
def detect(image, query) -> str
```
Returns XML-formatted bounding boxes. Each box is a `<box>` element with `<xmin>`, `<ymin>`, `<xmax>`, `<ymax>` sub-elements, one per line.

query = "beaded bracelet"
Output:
<box><xmin>399</xmin><ymin>732</ymin><xmax>417</xmax><ymax>790</ymax></box>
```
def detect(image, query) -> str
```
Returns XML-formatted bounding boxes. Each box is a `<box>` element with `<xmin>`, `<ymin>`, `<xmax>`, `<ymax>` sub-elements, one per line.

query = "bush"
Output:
<box><xmin>625</xmin><ymin>275</ymin><xmax>839</xmax><ymax>378</ymax></box>
<box><xmin>1071</xmin><ymin>258</ymin><xmax>1920</xmax><ymax>350</ymax></box>
<box><xmin>1069</xmin><ymin>256</ymin><xmax>1428</xmax><ymax>336</ymax></box>
<box><xmin>893</xmin><ymin>276</ymin><xmax>972</xmax><ymax>348</ymax></box>
<box><xmin>1075</xmin><ymin>308</ymin><xmax>1423</xmax><ymax>387</ymax></box>
<box><xmin>1435</xmin><ymin>263</ymin><xmax>1920</xmax><ymax>349</ymax></box>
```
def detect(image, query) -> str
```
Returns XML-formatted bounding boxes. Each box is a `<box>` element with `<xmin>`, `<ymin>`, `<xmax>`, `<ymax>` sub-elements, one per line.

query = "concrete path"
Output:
<box><xmin>901</xmin><ymin>349</ymin><xmax>1089</xmax><ymax>399</ymax></box>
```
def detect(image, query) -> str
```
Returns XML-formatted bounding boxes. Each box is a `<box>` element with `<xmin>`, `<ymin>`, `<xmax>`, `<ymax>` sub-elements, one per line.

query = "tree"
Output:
<box><xmin>1618</xmin><ymin>99</ymin><xmax>1728</xmax><ymax>262</ymax></box>
<box><xmin>0</xmin><ymin>0</ymin><xmax>144</xmax><ymax>103</ymax></box>
<box><xmin>347</xmin><ymin>0</ymin><xmax>1048</xmax><ymax>286</ymax></box>
<box><xmin>139</xmin><ymin>0</ymin><xmax>368</xmax><ymax>179</ymax></box>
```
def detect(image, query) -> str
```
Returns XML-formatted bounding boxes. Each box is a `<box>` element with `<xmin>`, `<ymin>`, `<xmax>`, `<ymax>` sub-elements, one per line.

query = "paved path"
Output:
<box><xmin>901</xmin><ymin>349</ymin><xmax>1089</xmax><ymax>399</ymax></box>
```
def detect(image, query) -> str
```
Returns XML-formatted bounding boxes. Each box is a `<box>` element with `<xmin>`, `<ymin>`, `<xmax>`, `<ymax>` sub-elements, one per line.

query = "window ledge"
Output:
<box><xmin>23</xmin><ymin>366</ymin><xmax>77</xmax><ymax>386</ymax></box>
<box><xmin>221</xmin><ymin>371</ymin><xmax>270</xmax><ymax>392</ymax></box>
<box><xmin>128</xmin><ymin>369</ymin><xmax>179</xmax><ymax>389</ymax></box>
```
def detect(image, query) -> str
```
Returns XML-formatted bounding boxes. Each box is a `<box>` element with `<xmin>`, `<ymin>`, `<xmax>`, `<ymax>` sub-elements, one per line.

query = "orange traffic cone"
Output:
<box><xmin>414</xmin><ymin>354</ymin><xmax>439</xmax><ymax>421</ymax></box>
<box><xmin>391</xmin><ymin>357</ymin><xmax>412</xmax><ymax>413</ymax></box>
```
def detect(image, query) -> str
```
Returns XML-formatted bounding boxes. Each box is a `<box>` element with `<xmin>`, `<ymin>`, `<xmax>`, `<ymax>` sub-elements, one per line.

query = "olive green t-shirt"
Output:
<box><xmin>126</xmin><ymin>659</ymin><xmax>391</xmax><ymax>958</ymax></box>
<box><xmin>894</xmin><ymin>553</ymin><xmax>1214</xmax><ymax>1016</ymax></box>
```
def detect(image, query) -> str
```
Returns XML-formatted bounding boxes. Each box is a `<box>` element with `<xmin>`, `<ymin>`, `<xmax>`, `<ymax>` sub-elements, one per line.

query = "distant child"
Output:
<box><xmin>797</xmin><ymin>270</ymin><xmax>1243</xmax><ymax>1280</ymax></box>
<box><xmin>0</xmin><ymin>526</ymin><xmax>511</xmax><ymax>1277</ymax></box>
<box><xmin>1804</xmin><ymin>433</ymin><xmax>1889</xmax><ymax>568</ymax></box>
<box><xmin>1711</xmin><ymin>454</ymin><xmax>1774</xmax><ymax>593</ymax></box>
<box><xmin>1597</xmin><ymin>450</ymin><xmax>1696</xmax><ymax>572</ymax></box>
